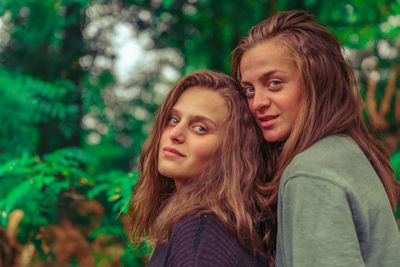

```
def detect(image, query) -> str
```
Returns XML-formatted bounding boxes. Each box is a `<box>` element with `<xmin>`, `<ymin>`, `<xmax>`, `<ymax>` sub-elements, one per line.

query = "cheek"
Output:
<box><xmin>247</xmin><ymin>99</ymin><xmax>256</xmax><ymax>115</ymax></box>
<box><xmin>192</xmin><ymin>144</ymin><xmax>214</xmax><ymax>161</ymax></box>
<box><xmin>159</xmin><ymin>129</ymin><xmax>168</xmax><ymax>149</ymax></box>
<box><xmin>287</xmin><ymin>96</ymin><xmax>302</xmax><ymax>124</ymax></box>
<box><xmin>191</xmin><ymin>139</ymin><xmax>220</xmax><ymax>164</ymax></box>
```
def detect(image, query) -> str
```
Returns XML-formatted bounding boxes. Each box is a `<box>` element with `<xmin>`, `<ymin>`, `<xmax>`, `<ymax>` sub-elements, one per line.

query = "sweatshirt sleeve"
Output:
<box><xmin>277</xmin><ymin>176</ymin><xmax>365</xmax><ymax>267</ymax></box>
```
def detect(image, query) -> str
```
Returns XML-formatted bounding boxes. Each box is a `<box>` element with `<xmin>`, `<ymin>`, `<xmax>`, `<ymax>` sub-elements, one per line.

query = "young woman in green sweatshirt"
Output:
<box><xmin>232</xmin><ymin>10</ymin><xmax>400</xmax><ymax>267</ymax></box>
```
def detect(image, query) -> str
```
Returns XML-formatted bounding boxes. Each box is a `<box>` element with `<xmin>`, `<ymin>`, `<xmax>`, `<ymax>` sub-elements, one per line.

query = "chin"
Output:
<box><xmin>158</xmin><ymin>165</ymin><xmax>174</xmax><ymax>179</ymax></box>
<box><xmin>263</xmin><ymin>135</ymin><xmax>282</xmax><ymax>143</ymax></box>
<box><xmin>262</xmin><ymin>132</ymin><xmax>288</xmax><ymax>143</ymax></box>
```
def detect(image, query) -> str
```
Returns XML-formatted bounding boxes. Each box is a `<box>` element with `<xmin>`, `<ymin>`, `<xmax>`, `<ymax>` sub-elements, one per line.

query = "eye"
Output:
<box><xmin>267</xmin><ymin>80</ymin><xmax>281</xmax><ymax>88</ymax></box>
<box><xmin>193</xmin><ymin>125</ymin><xmax>208</xmax><ymax>134</ymax></box>
<box><xmin>168</xmin><ymin>117</ymin><xmax>179</xmax><ymax>126</ymax></box>
<box><xmin>244</xmin><ymin>86</ymin><xmax>255</xmax><ymax>97</ymax></box>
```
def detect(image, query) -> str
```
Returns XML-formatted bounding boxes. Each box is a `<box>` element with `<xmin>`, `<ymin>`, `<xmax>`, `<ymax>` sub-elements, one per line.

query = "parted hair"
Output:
<box><xmin>128</xmin><ymin>70</ymin><xmax>270</xmax><ymax>258</ymax></box>
<box><xmin>232</xmin><ymin>10</ymin><xmax>400</xmax><ymax>262</ymax></box>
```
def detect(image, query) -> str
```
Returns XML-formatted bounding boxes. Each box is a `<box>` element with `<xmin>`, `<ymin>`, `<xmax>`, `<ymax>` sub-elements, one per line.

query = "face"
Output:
<box><xmin>158</xmin><ymin>86</ymin><xmax>228</xmax><ymax>189</ymax></box>
<box><xmin>239</xmin><ymin>40</ymin><xmax>304</xmax><ymax>143</ymax></box>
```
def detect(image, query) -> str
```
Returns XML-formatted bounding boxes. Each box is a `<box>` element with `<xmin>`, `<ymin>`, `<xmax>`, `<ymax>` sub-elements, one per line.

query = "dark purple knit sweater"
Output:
<box><xmin>146</xmin><ymin>213</ymin><xmax>268</xmax><ymax>267</ymax></box>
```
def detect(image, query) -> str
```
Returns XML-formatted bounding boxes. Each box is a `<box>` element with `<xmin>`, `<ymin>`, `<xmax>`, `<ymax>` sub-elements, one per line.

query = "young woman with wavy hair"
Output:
<box><xmin>232</xmin><ymin>10</ymin><xmax>400</xmax><ymax>266</ymax></box>
<box><xmin>128</xmin><ymin>71</ymin><xmax>270</xmax><ymax>266</ymax></box>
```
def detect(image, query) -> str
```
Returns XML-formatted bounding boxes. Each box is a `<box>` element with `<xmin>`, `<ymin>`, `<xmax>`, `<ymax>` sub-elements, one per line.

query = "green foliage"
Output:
<box><xmin>87</xmin><ymin>170</ymin><xmax>137</xmax><ymax>212</ymax></box>
<box><xmin>391</xmin><ymin>151</ymin><xmax>400</xmax><ymax>180</ymax></box>
<box><xmin>0</xmin><ymin>67</ymin><xmax>79</xmax><ymax>159</ymax></box>
<box><xmin>0</xmin><ymin>148</ymin><xmax>89</xmax><ymax>227</ymax></box>
<box><xmin>0</xmin><ymin>147</ymin><xmax>144</xmax><ymax>265</ymax></box>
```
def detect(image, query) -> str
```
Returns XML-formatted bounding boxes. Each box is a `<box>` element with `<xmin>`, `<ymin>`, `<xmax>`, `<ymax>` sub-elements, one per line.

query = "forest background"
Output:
<box><xmin>0</xmin><ymin>0</ymin><xmax>400</xmax><ymax>266</ymax></box>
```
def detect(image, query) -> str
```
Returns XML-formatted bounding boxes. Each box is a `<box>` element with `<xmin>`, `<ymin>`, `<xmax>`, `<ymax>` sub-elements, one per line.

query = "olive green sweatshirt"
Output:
<box><xmin>276</xmin><ymin>135</ymin><xmax>400</xmax><ymax>267</ymax></box>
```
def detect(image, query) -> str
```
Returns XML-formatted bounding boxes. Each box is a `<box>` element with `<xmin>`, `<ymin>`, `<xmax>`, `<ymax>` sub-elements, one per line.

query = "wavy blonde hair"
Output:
<box><xmin>129</xmin><ymin>71</ymin><xmax>270</xmax><ymax>258</ymax></box>
<box><xmin>232</xmin><ymin>10</ymin><xmax>400</xmax><ymax>262</ymax></box>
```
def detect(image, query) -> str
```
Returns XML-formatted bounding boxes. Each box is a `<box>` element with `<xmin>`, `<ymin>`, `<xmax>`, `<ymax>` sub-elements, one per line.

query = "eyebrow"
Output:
<box><xmin>171</xmin><ymin>108</ymin><xmax>217</xmax><ymax>127</ymax></box>
<box><xmin>241</xmin><ymin>69</ymin><xmax>287</xmax><ymax>85</ymax></box>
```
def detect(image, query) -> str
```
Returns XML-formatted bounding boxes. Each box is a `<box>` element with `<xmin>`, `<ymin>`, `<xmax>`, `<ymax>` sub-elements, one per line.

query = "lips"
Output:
<box><xmin>163</xmin><ymin>147</ymin><xmax>185</xmax><ymax>157</ymax></box>
<box><xmin>259</xmin><ymin>114</ymin><xmax>279</xmax><ymax>121</ymax></box>
<box><xmin>258</xmin><ymin>114</ymin><xmax>279</xmax><ymax>127</ymax></box>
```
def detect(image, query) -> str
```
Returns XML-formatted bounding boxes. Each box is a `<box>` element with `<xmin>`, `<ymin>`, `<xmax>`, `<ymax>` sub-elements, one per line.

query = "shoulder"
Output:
<box><xmin>281</xmin><ymin>135</ymin><xmax>377</xmax><ymax>188</ymax></box>
<box><xmin>276</xmin><ymin>135</ymin><xmax>400</xmax><ymax>267</ymax></box>
<box><xmin>148</xmin><ymin>214</ymin><xmax>201</xmax><ymax>267</ymax></box>
<box><xmin>171</xmin><ymin>213</ymin><xmax>237</xmax><ymax>247</ymax></box>
<box><xmin>167</xmin><ymin>213</ymin><xmax>266</xmax><ymax>267</ymax></box>
<box><xmin>287</xmin><ymin>135</ymin><xmax>365</xmax><ymax>171</ymax></box>
<box><xmin>173</xmin><ymin>213</ymin><xmax>204</xmax><ymax>237</ymax></box>
<box><xmin>279</xmin><ymin>135</ymin><xmax>392</xmax><ymax>212</ymax></box>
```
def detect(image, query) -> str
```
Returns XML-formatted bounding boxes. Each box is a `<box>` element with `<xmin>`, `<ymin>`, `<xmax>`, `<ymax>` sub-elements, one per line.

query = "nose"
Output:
<box><xmin>169</xmin><ymin>124</ymin><xmax>185</xmax><ymax>143</ymax></box>
<box><xmin>252</xmin><ymin>87</ymin><xmax>271</xmax><ymax>112</ymax></box>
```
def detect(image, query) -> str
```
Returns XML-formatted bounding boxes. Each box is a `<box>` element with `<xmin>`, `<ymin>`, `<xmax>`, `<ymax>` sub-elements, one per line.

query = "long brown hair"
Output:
<box><xmin>232</xmin><ymin>9</ymin><xmax>400</xmax><ymax>258</ymax></box>
<box><xmin>129</xmin><ymin>71</ymin><xmax>270</xmax><ymax>258</ymax></box>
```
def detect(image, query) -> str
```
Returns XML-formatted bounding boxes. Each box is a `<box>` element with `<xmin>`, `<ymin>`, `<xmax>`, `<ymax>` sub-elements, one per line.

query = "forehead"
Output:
<box><xmin>240</xmin><ymin>40</ymin><xmax>299</xmax><ymax>81</ymax></box>
<box><xmin>173</xmin><ymin>86</ymin><xmax>228</xmax><ymax>124</ymax></box>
